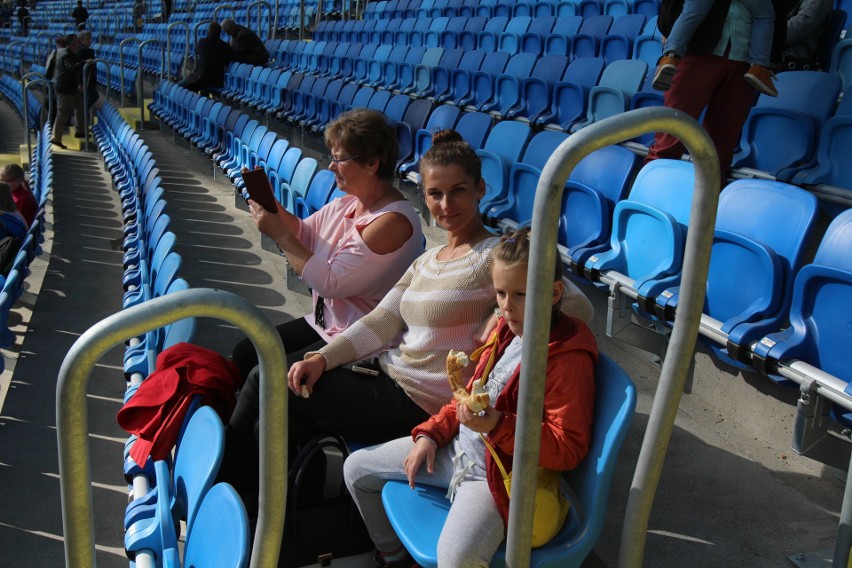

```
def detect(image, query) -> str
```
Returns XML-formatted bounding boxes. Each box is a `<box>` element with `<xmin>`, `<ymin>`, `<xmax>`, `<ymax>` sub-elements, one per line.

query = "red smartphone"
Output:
<box><xmin>241</xmin><ymin>168</ymin><xmax>278</xmax><ymax>213</ymax></box>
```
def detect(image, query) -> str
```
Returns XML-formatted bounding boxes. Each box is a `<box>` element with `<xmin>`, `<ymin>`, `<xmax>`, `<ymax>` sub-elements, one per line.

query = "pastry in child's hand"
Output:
<box><xmin>300</xmin><ymin>384</ymin><xmax>310</xmax><ymax>399</ymax></box>
<box><xmin>446</xmin><ymin>350</ymin><xmax>490</xmax><ymax>413</ymax></box>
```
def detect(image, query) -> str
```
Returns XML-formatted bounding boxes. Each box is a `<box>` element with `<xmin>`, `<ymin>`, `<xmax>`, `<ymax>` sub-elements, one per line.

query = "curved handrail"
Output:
<box><xmin>82</xmin><ymin>59</ymin><xmax>110</xmax><ymax>152</ymax></box>
<box><xmin>21</xmin><ymin>73</ymin><xmax>53</xmax><ymax>160</ymax></box>
<box><xmin>502</xmin><ymin>106</ymin><xmax>721</xmax><ymax>568</ymax></box>
<box><xmin>35</xmin><ymin>30</ymin><xmax>52</xmax><ymax>62</ymax></box>
<box><xmin>57</xmin><ymin>288</ymin><xmax>288</xmax><ymax>568</ymax></box>
<box><xmin>166</xmin><ymin>21</ymin><xmax>189</xmax><ymax>81</ymax></box>
<box><xmin>272</xmin><ymin>0</ymin><xmax>280</xmax><ymax>39</ymax></box>
<box><xmin>247</xmin><ymin>0</ymin><xmax>273</xmax><ymax>41</ymax></box>
<box><xmin>7</xmin><ymin>40</ymin><xmax>24</xmax><ymax>77</ymax></box>
<box><xmin>119</xmin><ymin>36</ymin><xmax>142</xmax><ymax>107</ymax></box>
<box><xmin>137</xmin><ymin>39</ymin><xmax>165</xmax><ymax>129</ymax></box>
<box><xmin>214</xmin><ymin>3</ymin><xmax>237</xmax><ymax>22</ymax></box>
<box><xmin>103</xmin><ymin>12</ymin><xmax>121</xmax><ymax>39</ymax></box>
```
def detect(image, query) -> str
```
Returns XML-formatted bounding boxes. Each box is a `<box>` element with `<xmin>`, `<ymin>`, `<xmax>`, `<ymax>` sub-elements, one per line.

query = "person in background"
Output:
<box><xmin>77</xmin><ymin>29</ymin><xmax>98</xmax><ymax>115</ymax></box>
<box><xmin>71</xmin><ymin>0</ymin><xmax>87</xmax><ymax>29</ymax></box>
<box><xmin>781</xmin><ymin>0</ymin><xmax>833</xmax><ymax>70</ymax></box>
<box><xmin>0</xmin><ymin>182</ymin><xmax>29</xmax><ymax>240</ymax></box>
<box><xmin>51</xmin><ymin>34</ymin><xmax>84</xmax><ymax>149</ymax></box>
<box><xmin>0</xmin><ymin>164</ymin><xmax>37</xmax><ymax>227</ymax></box>
<box><xmin>221</xmin><ymin>18</ymin><xmax>269</xmax><ymax>66</ymax></box>
<box><xmin>44</xmin><ymin>35</ymin><xmax>67</xmax><ymax>126</ymax></box>
<box><xmin>16</xmin><ymin>1</ymin><xmax>29</xmax><ymax>36</ymax></box>
<box><xmin>179</xmin><ymin>22</ymin><xmax>233</xmax><ymax>94</ymax></box>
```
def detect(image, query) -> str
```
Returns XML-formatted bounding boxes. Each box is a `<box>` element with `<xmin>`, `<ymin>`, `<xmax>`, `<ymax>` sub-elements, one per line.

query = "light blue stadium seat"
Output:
<box><xmin>436</xmin><ymin>49</ymin><xmax>486</xmax><ymax>104</ymax></box>
<box><xmin>381</xmin><ymin>353</ymin><xmax>636</xmax><ymax>568</ymax></box>
<box><xmin>508</xmin><ymin>54</ymin><xmax>570</xmax><ymax>122</ymax></box>
<box><xmin>458</xmin><ymin>50</ymin><xmax>511</xmax><ymax>109</ymax></box>
<box><xmin>655</xmin><ymin>180</ymin><xmax>819</xmax><ymax>370</ymax></box>
<box><xmin>753</xmin><ymin>208</ymin><xmax>852</xmax><ymax>391</ymax></box>
<box><xmin>479</xmin><ymin>52</ymin><xmax>538</xmax><ymax>115</ymax></box>
<box><xmin>538</xmin><ymin>56</ymin><xmax>606</xmax><ymax>131</ymax></box>
<box><xmin>559</xmin><ymin>145</ymin><xmax>638</xmax><ymax>272</ymax></box>
<box><xmin>487</xmin><ymin>130</ymin><xmax>571</xmax><ymax>226</ymax></box>
<box><xmin>791</xmin><ymin>90</ymin><xmax>852</xmax><ymax>190</ymax></box>
<box><xmin>732</xmin><ymin>71</ymin><xmax>842</xmax><ymax>180</ymax></box>
<box><xmin>584</xmin><ymin>159</ymin><xmax>695</xmax><ymax>302</ymax></box>
<box><xmin>571</xmin><ymin>59</ymin><xmax>648</xmax><ymax>132</ymax></box>
<box><xmin>184</xmin><ymin>483</ymin><xmax>250</xmax><ymax>568</ymax></box>
<box><xmin>295</xmin><ymin>170</ymin><xmax>339</xmax><ymax>219</ymax></box>
<box><xmin>399</xmin><ymin>104</ymin><xmax>461</xmax><ymax>177</ymax></box>
<box><xmin>600</xmin><ymin>13</ymin><xmax>646</xmax><ymax>61</ymax></box>
<box><xmin>124</xmin><ymin>406</ymin><xmax>228</xmax><ymax>565</ymax></box>
<box><xmin>476</xmin><ymin>121</ymin><xmax>533</xmax><ymax>214</ymax></box>
<box><xmin>281</xmin><ymin>157</ymin><xmax>318</xmax><ymax>215</ymax></box>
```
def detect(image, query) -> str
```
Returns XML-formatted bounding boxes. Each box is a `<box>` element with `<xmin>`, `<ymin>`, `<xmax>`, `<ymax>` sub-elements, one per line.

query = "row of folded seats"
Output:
<box><xmin>149</xmin><ymin>76</ymin><xmax>852</xmax><ymax>447</ymax></box>
<box><xmin>312</xmin><ymin>13</ymin><xmax>660</xmax><ymax>60</ymax></box>
<box><xmin>362</xmin><ymin>0</ymin><xmax>663</xmax><ymax>20</ymax></box>
<box><xmin>0</xmin><ymin>121</ymin><xmax>51</xmax><ymax>373</ymax></box>
<box><xmin>0</xmin><ymin>75</ymin><xmax>43</xmax><ymax>131</ymax></box>
<box><xmin>224</xmin><ymin>30</ymin><xmax>852</xmax><ymax>193</ymax></box>
<box><xmin>90</xmin><ymin>102</ymin><xmax>252</xmax><ymax>567</ymax></box>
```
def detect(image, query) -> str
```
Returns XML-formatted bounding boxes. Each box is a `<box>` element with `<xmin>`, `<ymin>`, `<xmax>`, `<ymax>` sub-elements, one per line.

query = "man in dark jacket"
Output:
<box><xmin>51</xmin><ymin>34</ymin><xmax>84</xmax><ymax>148</ymax></box>
<box><xmin>71</xmin><ymin>0</ymin><xmax>87</xmax><ymax>29</ymax></box>
<box><xmin>180</xmin><ymin>22</ymin><xmax>233</xmax><ymax>94</ymax></box>
<box><xmin>221</xmin><ymin>19</ymin><xmax>269</xmax><ymax>66</ymax></box>
<box><xmin>44</xmin><ymin>35</ymin><xmax>67</xmax><ymax>125</ymax></box>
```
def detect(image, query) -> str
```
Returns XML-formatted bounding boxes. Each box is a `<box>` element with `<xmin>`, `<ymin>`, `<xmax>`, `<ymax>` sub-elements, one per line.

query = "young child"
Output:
<box><xmin>343</xmin><ymin>229</ymin><xmax>598</xmax><ymax>568</ymax></box>
<box><xmin>653</xmin><ymin>0</ymin><xmax>779</xmax><ymax>96</ymax></box>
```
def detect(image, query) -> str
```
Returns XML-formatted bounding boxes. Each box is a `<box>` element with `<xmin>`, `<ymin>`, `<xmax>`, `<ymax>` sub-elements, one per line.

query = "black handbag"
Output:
<box><xmin>278</xmin><ymin>433</ymin><xmax>374</xmax><ymax>567</ymax></box>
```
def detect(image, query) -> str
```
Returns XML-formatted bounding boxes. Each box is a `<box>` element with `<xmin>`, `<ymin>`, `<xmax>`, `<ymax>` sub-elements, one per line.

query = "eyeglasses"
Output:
<box><xmin>325</xmin><ymin>154</ymin><xmax>361</xmax><ymax>165</ymax></box>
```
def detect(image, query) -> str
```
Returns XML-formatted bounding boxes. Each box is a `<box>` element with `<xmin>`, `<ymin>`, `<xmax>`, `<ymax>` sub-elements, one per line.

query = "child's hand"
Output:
<box><xmin>403</xmin><ymin>437</ymin><xmax>436</xmax><ymax>488</ymax></box>
<box><xmin>287</xmin><ymin>353</ymin><xmax>326</xmax><ymax>396</ymax></box>
<box><xmin>458</xmin><ymin>403</ymin><xmax>500</xmax><ymax>433</ymax></box>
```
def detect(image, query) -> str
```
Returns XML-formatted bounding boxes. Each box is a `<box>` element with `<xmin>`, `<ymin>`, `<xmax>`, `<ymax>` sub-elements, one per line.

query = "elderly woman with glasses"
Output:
<box><xmin>231</xmin><ymin>107</ymin><xmax>425</xmax><ymax>380</ymax></box>
<box><xmin>0</xmin><ymin>164</ymin><xmax>37</xmax><ymax>228</ymax></box>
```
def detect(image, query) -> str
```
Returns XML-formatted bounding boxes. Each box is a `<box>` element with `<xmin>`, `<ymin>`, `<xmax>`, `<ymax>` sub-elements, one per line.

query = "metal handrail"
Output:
<box><xmin>35</xmin><ymin>30</ymin><xmax>52</xmax><ymax>62</ymax></box>
<box><xmin>82</xmin><ymin>59</ymin><xmax>110</xmax><ymax>151</ymax></box>
<box><xmin>272</xmin><ymin>0</ymin><xmax>280</xmax><ymax>39</ymax></box>
<box><xmin>298</xmin><ymin>0</ymin><xmax>305</xmax><ymax>41</ymax></box>
<box><xmin>214</xmin><ymin>3</ymin><xmax>237</xmax><ymax>22</ymax></box>
<box><xmin>21</xmin><ymin>73</ymin><xmax>53</xmax><ymax>160</ymax></box>
<box><xmin>57</xmin><ymin>288</ymin><xmax>288</xmax><ymax>568</ymax></box>
<box><xmin>500</xmin><ymin>106</ymin><xmax>720</xmax><ymax>568</ymax></box>
<box><xmin>7</xmin><ymin>40</ymin><xmax>24</xmax><ymax>77</ymax></box>
<box><xmin>137</xmin><ymin>39</ymin><xmax>164</xmax><ymax>129</ymax></box>
<box><xmin>166</xmin><ymin>21</ymin><xmax>189</xmax><ymax>80</ymax></box>
<box><xmin>119</xmin><ymin>36</ymin><xmax>141</xmax><ymax>107</ymax></box>
<box><xmin>247</xmin><ymin>0</ymin><xmax>273</xmax><ymax>41</ymax></box>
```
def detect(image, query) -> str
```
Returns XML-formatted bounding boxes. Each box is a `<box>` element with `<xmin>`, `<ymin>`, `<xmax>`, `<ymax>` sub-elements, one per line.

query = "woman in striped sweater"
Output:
<box><xmin>283</xmin><ymin>129</ymin><xmax>499</xmax><ymax>447</ymax></box>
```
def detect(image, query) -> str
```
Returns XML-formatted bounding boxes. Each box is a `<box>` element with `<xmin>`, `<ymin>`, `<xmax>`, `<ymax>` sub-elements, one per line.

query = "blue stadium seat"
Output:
<box><xmin>753</xmin><ymin>208</ymin><xmax>852</xmax><ymax>394</ymax></box>
<box><xmin>570</xmin><ymin>14</ymin><xmax>613</xmax><ymax>58</ymax></box>
<box><xmin>538</xmin><ymin>57</ymin><xmax>606</xmax><ymax>131</ymax></box>
<box><xmin>559</xmin><ymin>145</ymin><xmax>638</xmax><ymax>272</ymax></box>
<box><xmin>478</xmin><ymin>52</ymin><xmax>538</xmax><ymax>114</ymax></box>
<box><xmin>829</xmin><ymin>37</ymin><xmax>852</xmax><ymax>93</ymax></box>
<box><xmin>381</xmin><ymin>353</ymin><xmax>636</xmax><ymax>568</ymax></box>
<box><xmin>281</xmin><ymin>157</ymin><xmax>318</xmax><ymax>215</ymax></box>
<box><xmin>792</xmin><ymin>94</ymin><xmax>852</xmax><ymax>190</ymax></box>
<box><xmin>456</xmin><ymin>15</ymin><xmax>488</xmax><ymax>50</ymax></box>
<box><xmin>476</xmin><ymin>121</ymin><xmax>533</xmax><ymax>214</ymax></box>
<box><xmin>507</xmin><ymin>54</ymin><xmax>570</xmax><ymax>122</ymax></box>
<box><xmin>435</xmin><ymin>49</ymin><xmax>487</xmax><ymax>104</ymax></box>
<box><xmin>600</xmin><ymin>13</ymin><xmax>647</xmax><ymax>61</ymax></box>
<box><xmin>272</xmin><ymin>147</ymin><xmax>303</xmax><ymax>204</ymax></box>
<box><xmin>518</xmin><ymin>15</ymin><xmax>558</xmax><ymax>55</ymax></box>
<box><xmin>584</xmin><ymin>159</ymin><xmax>695</xmax><ymax>302</ymax></box>
<box><xmin>398</xmin><ymin>104</ymin><xmax>461</xmax><ymax>177</ymax></box>
<box><xmin>487</xmin><ymin>130</ymin><xmax>571</xmax><ymax>226</ymax></box>
<box><xmin>543</xmin><ymin>15</ymin><xmax>584</xmax><ymax>55</ymax></box>
<box><xmin>395</xmin><ymin>99</ymin><xmax>435</xmax><ymax>168</ymax></box>
<box><xmin>295</xmin><ymin>170</ymin><xmax>338</xmax><ymax>219</ymax></box>
<box><xmin>571</xmin><ymin>59</ymin><xmax>648</xmax><ymax>132</ymax></box>
<box><xmin>732</xmin><ymin>71</ymin><xmax>842</xmax><ymax>180</ymax></box>
<box><xmin>458</xmin><ymin>51</ymin><xmax>511</xmax><ymax>109</ymax></box>
<box><xmin>656</xmin><ymin>180</ymin><xmax>819</xmax><ymax>369</ymax></box>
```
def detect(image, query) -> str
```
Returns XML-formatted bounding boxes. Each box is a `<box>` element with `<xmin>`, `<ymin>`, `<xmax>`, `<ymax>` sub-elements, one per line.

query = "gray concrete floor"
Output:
<box><xmin>0</xmin><ymin>97</ymin><xmax>847</xmax><ymax>567</ymax></box>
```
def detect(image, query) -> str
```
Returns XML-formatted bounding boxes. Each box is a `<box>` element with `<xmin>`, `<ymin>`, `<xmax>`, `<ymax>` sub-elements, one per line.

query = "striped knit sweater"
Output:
<box><xmin>318</xmin><ymin>237</ymin><xmax>499</xmax><ymax>415</ymax></box>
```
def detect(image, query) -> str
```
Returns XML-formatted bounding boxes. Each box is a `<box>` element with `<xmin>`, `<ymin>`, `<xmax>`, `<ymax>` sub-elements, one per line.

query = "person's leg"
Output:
<box><xmin>436</xmin><ymin>478</ymin><xmax>505</xmax><ymax>568</ymax></box>
<box><xmin>52</xmin><ymin>93</ymin><xmax>72</xmax><ymax>145</ymax></box>
<box><xmin>231</xmin><ymin>316</ymin><xmax>323</xmax><ymax>379</ymax></box>
<box><xmin>739</xmin><ymin>0</ymin><xmax>775</xmax><ymax>68</ymax></box>
<box><xmin>343</xmin><ymin>437</ymin><xmax>458</xmax><ymax>554</ymax></box>
<box><xmin>646</xmin><ymin>52</ymin><xmax>729</xmax><ymax>164</ymax></box>
<box><xmin>289</xmin><ymin>366</ymin><xmax>431</xmax><ymax>448</ymax></box>
<box><xmin>701</xmin><ymin>56</ymin><xmax>756</xmax><ymax>176</ymax></box>
<box><xmin>662</xmin><ymin>0</ymin><xmax>718</xmax><ymax>58</ymax></box>
<box><xmin>72</xmin><ymin>93</ymin><xmax>85</xmax><ymax>137</ymax></box>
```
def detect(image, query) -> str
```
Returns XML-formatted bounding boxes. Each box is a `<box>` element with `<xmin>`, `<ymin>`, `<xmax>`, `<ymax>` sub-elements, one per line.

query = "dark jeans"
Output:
<box><xmin>222</xmin><ymin>318</ymin><xmax>430</xmax><ymax>501</ymax></box>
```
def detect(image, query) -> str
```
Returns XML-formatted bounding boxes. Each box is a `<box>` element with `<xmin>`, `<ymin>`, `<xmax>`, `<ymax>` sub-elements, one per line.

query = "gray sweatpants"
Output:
<box><xmin>343</xmin><ymin>437</ymin><xmax>505</xmax><ymax>568</ymax></box>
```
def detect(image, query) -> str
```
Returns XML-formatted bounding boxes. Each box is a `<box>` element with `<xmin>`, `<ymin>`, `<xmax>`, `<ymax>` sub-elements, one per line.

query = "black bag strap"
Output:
<box><xmin>285</xmin><ymin>432</ymin><xmax>352</xmax><ymax>539</ymax></box>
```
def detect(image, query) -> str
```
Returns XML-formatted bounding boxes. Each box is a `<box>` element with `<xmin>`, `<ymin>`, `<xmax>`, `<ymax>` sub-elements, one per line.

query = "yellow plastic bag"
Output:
<box><xmin>502</xmin><ymin>466</ymin><xmax>570</xmax><ymax>548</ymax></box>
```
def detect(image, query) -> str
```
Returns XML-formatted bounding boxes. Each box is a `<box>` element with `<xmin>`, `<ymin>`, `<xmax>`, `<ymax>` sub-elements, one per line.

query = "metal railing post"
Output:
<box><xmin>192</xmin><ymin>19</ymin><xmax>215</xmax><ymax>59</ymax></box>
<box><xmin>247</xmin><ymin>0</ymin><xmax>273</xmax><ymax>41</ymax></box>
<box><xmin>498</xmin><ymin>107</ymin><xmax>720</xmax><ymax>568</ymax></box>
<box><xmin>272</xmin><ymin>0</ymin><xmax>280</xmax><ymax>39</ymax></box>
<box><xmin>21</xmin><ymin>73</ymin><xmax>52</xmax><ymax>160</ymax></box>
<box><xmin>119</xmin><ymin>36</ymin><xmax>141</xmax><ymax>107</ymax></box>
<box><xmin>214</xmin><ymin>4</ymin><xmax>237</xmax><ymax>23</ymax></box>
<box><xmin>166</xmin><ymin>21</ymin><xmax>189</xmax><ymax>80</ymax></box>
<box><xmin>137</xmin><ymin>39</ymin><xmax>164</xmax><ymax>129</ymax></box>
<box><xmin>57</xmin><ymin>288</ymin><xmax>288</xmax><ymax>568</ymax></box>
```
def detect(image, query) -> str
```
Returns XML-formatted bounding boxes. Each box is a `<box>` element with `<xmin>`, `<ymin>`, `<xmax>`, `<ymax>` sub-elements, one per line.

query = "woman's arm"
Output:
<box><xmin>248</xmin><ymin>199</ymin><xmax>312</xmax><ymax>273</ymax></box>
